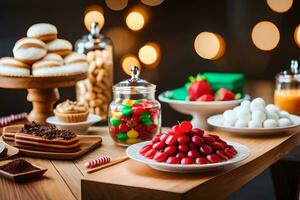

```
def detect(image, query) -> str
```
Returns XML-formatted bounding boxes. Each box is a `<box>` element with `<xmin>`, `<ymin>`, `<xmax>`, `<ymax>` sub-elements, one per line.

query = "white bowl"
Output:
<box><xmin>159</xmin><ymin>93</ymin><xmax>250</xmax><ymax>130</ymax></box>
<box><xmin>126</xmin><ymin>141</ymin><xmax>250</xmax><ymax>173</ymax></box>
<box><xmin>46</xmin><ymin>114</ymin><xmax>101</xmax><ymax>135</ymax></box>
<box><xmin>207</xmin><ymin>114</ymin><xmax>300</xmax><ymax>136</ymax></box>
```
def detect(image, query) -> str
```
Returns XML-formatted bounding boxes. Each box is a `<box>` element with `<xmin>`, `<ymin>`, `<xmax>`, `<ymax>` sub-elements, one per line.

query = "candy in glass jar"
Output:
<box><xmin>108</xmin><ymin>66</ymin><xmax>161</xmax><ymax>146</ymax></box>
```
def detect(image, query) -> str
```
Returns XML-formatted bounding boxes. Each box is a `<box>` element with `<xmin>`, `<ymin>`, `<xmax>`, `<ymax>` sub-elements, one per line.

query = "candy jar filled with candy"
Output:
<box><xmin>109</xmin><ymin>66</ymin><xmax>161</xmax><ymax>146</ymax></box>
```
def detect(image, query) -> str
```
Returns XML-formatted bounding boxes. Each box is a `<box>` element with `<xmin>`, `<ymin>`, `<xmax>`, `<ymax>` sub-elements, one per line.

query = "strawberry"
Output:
<box><xmin>187</xmin><ymin>74</ymin><xmax>212</xmax><ymax>101</ymax></box>
<box><xmin>214</xmin><ymin>88</ymin><xmax>235</xmax><ymax>101</ymax></box>
<box><xmin>197</xmin><ymin>94</ymin><xmax>214</xmax><ymax>102</ymax></box>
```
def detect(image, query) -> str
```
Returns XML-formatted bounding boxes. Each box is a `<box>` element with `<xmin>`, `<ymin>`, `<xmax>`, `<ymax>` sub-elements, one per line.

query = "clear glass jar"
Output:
<box><xmin>108</xmin><ymin>66</ymin><xmax>161</xmax><ymax>146</ymax></box>
<box><xmin>75</xmin><ymin>22</ymin><xmax>113</xmax><ymax>120</ymax></box>
<box><xmin>274</xmin><ymin>60</ymin><xmax>300</xmax><ymax>115</ymax></box>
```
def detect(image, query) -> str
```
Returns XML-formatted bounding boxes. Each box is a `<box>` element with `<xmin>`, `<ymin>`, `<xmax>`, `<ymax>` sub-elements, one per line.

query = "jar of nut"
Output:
<box><xmin>75</xmin><ymin>21</ymin><xmax>113</xmax><ymax>120</ymax></box>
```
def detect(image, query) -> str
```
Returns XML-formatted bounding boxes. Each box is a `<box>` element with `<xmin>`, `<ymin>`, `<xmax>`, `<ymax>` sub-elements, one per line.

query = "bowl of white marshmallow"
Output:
<box><xmin>207</xmin><ymin>98</ymin><xmax>300</xmax><ymax>135</ymax></box>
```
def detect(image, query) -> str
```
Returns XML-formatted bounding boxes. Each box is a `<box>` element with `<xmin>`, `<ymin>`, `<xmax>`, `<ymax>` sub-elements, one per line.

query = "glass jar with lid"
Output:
<box><xmin>75</xmin><ymin>21</ymin><xmax>113</xmax><ymax>120</ymax></box>
<box><xmin>108</xmin><ymin>66</ymin><xmax>161</xmax><ymax>146</ymax></box>
<box><xmin>274</xmin><ymin>60</ymin><xmax>300</xmax><ymax>115</ymax></box>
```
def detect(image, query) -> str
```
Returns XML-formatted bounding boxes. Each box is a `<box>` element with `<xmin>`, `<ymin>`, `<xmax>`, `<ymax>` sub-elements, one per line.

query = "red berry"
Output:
<box><xmin>152</xmin><ymin>142</ymin><xmax>165</xmax><ymax>150</ymax></box>
<box><xmin>191</xmin><ymin>128</ymin><xmax>204</xmax><ymax>137</ymax></box>
<box><xmin>176</xmin><ymin>152</ymin><xmax>186</xmax><ymax>160</ymax></box>
<box><xmin>216</xmin><ymin>150</ymin><xmax>229</xmax><ymax>161</ymax></box>
<box><xmin>160</xmin><ymin>134</ymin><xmax>168</xmax><ymax>143</ymax></box>
<box><xmin>179</xmin><ymin>121</ymin><xmax>193</xmax><ymax>133</ymax></box>
<box><xmin>224</xmin><ymin>148</ymin><xmax>236</xmax><ymax>158</ymax></box>
<box><xmin>178</xmin><ymin>144</ymin><xmax>189</xmax><ymax>152</ymax></box>
<box><xmin>203</xmin><ymin>136</ymin><xmax>216</xmax><ymax>144</ymax></box>
<box><xmin>188</xmin><ymin>80</ymin><xmax>212</xmax><ymax>101</ymax></box>
<box><xmin>139</xmin><ymin>145</ymin><xmax>152</xmax><ymax>155</ymax></box>
<box><xmin>166</xmin><ymin>157</ymin><xmax>180</xmax><ymax>164</ymax></box>
<box><xmin>153</xmin><ymin>152</ymin><xmax>168</xmax><ymax>162</ymax></box>
<box><xmin>200</xmin><ymin>144</ymin><xmax>212</xmax><ymax>154</ymax></box>
<box><xmin>189</xmin><ymin>142</ymin><xmax>198</xmax><ymax>150</ymax></box>
<box><xmin>164</xmin><ymin>146</ymin><xmax>177</xmax><ymax>155</ymax></box>
<box><xmin>177</xmin><ymin>135</ymin><xmax>189</xmax><ymax>144</ymax></box>
<box><xmin>165</xmin><ymin>135</ymin><xmax>177</xmax><ymax>145</ymax></box>
<box><xmin>187</xmin><ymin>150</ymin><xmax>200</xmax><ymax>159</ymax></box>
<box><xmin>119</xmin><ymin>124</ymin><xmax>130</xmax><ymax>132</ymax></box>
<box><xmin>191</xmin><ymin>135</ymin><xmax>204</xmax><ymax>146</ymax></box>
<box><xmin>172</xmin><ymin>125</ymin><xmax>182</xmax><ymax>135</ymax></box>
<box><xmin>144</xmin><ymin>149</ymin><xmax>157</xmax><ymax>159</ymax></box>
<box><xmin>207</xmin><ymin>154</ymin><xmax>220</xmax><ymax>163</ymax></box>
<box><xmin>195</xmin><ymin>157</ymin><xmax>207</xmax><ymax>164</ymax></box>
<box><xmin>181</xmin><ymin>157</ymin><xmax>194</xmax><ymax>164</ymax></box>
<box><xmin>215</xmin><ymin>88</ymin><xmax>235</xmax><ymax>101</ymax></box>
<box><xmin>211</xmin><ymin>142</ymin><xmax>225</xmax><ymax>150</ymax></box>
<box><xmin>197</xmin><ymin>94</ymin><xmax>214</xmax><ymax>102</ymax></box>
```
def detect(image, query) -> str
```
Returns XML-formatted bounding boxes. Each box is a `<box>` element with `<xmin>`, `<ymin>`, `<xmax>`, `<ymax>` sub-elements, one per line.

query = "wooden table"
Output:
<box><xmin>0</xmin><ymin>126</ymin><xmax>299</xmax><ymax>200</ymax></box>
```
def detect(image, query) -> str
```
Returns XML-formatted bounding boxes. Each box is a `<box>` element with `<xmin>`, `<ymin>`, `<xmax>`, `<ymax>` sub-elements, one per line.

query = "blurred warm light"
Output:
<box><xmin>251</xmin><ymin>21</ymin><xmax>280</xmax><ymax>51</ymax></box>
<box><xmin>138</xmin><ymin>43</ymin><xmax>160</xmax><ymax>67</ymax></box>
<box><xmin>266</xmin><ymin>0</ymin><xmax>293</xmax><ymax>13</ymax></box>
<box><xmin>105</xmin><ymin>0</ymin><xmax>128</xmax><ymax>11</ymax></box>
<box><xmin>194</xmin><ymin>32</ymin><xmax>225</xmax><ymax>60</ymax></box>
<box><xmin>84</xmin><ymin>5</ymin><xmax>105</xmax><ymax>31</ymax></box>
<box><xmin>121</xmin><ymin>54</ymin><xmax>141</xmax><ymax>75</ymax></box>
<box><xmin>106</xmin><ymin>27</ymin><xmax>135</xmax><ymax>55</ymax></box>
<box><xmin>294</xmin><ymin>25</ymin><xmax>300</xmax><ymax>48</ymax></box>
<box><xmin>126</xmin><ymin>11</ymin><xmax>145</xmax><ymax>31</ymax></box>
<box><xmin>141</xmin><ymin>0</ymin><xmax>164</xmax><ymax>6</ymax></box>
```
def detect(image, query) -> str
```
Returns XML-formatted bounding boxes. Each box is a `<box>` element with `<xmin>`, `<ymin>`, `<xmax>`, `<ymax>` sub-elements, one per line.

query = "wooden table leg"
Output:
<box><xmin>27</xmin><ymin>88</ymin><xmax>60</xmax><ymax>124</ymax></box>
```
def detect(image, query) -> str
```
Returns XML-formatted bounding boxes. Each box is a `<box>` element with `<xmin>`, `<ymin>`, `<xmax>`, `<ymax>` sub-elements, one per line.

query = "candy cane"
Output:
<box><xmin>85</xmin><ymin>156</ymin><xmax>111</xmax><ymax>169</ymax></box>
<box><xmin>0</xmin><ymin>113</ymin><xmax>27</xmax><ymax>127</ymax></box>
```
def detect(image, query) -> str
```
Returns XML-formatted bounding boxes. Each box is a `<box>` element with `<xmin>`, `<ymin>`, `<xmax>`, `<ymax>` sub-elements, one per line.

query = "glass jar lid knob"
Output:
<box><xmin>131</xmin><ymin>66</ymin><xmax>140</xmax><ymax>80</ymax></box>
<box><xmin>291</xmin><ymin>60</ymin><xmax>298</xmax><ymax>74</ymax></box>
<box><xmin>90</xmin><ymin>21</ymin><xmax>100</xmax><ymax>36</ymax></box>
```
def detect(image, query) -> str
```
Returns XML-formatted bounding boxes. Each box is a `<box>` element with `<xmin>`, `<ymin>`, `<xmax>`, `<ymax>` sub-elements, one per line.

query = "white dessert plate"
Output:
<box><xmin>126</xmin><ymin>141</ymin><xmax>250</xmax><ymax>173</ymax></box>
<box><xmin>159</xmin><ymin>93</ymin><xmax>250</xmax><ymax>130</ymax></box>
<box><xmin>207</xmin><ymin>114</ymin><xmax>300</xmax><ymax>136</ymax></box>
<box><xmin>46</xmin><ymin>114</ymin><xmax>101</xmax><ymax>135</ymax></box>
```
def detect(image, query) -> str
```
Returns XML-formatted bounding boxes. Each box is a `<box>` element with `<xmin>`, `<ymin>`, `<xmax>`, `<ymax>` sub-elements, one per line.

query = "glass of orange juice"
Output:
<box><xmin>274</xmin><ymin>60</ymin><xmax>300</xmax><ymax>115</ymax></box>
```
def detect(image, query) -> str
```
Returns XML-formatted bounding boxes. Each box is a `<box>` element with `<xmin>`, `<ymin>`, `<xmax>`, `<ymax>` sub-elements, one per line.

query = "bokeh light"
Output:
<box><xmin>106</xmin><ymin>27</ymin><xmax>135</xmax><ymax>55</ymax></box>
<box><xmin>138</xmin><ymin>43</ymin><xmax>160</xmax><ymax>67</ymax></box>
<box><xmin>121</xmin><ymin>54</ymin><xmax>141</xmax><ymax>75</ymax></box>
<box><xmin>105</xmin><ymin>0</ymin><xmax>128</xmax><ymax>11</ymax></box>
<box><xmin>294</xmin><ymin>25</ymin><xmax>300</xmax><ymax>48</ymax></box>
<box><xmin>141</xmin><ymin>0</ymin><xmax>164</xmax><ymax>6</ymax></box>
<box><xmin>251</xmin><ymin>21</ymin><xmax>280</xmax><ymax>51</ymax></box>
<box><xmin>126</xmin><ymin>11</ymin><xmax>145</xmax><ymax>31</ymax></box>
<box><xmin>84</xmin><ymin>5</ymin><xmax>105</xmax><ymax>31</ymax></box>
<box><xmin>194</xmin><ymin>32</ymin><xmax>225</xmax><ymax>60</ymax></box>
<box><xmin>266</xmin><ymin>0</ymin><xmax>293</xmax><ymax>13</ymax></box>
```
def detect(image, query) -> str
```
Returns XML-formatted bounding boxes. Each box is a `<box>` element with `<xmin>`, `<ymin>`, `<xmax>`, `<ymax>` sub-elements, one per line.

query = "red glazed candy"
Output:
<box><xmin>152</xmin><ymin>135</ymin><xmax>161</xmax><ymax>143</ymax></box>
<box><xmin>207</xmin><ymin>154</ymin><xmax>220</xmax><ymax>163</ymax></box>
<box><xmin>131</xmin><ymin>115</ymin><xmax>141</xmax><ymax>123</ymax></box>
<box><xmin>189</xmin><ymin>142</ymin><xmax>198</xmax><ymax>150</ymax></box>
<box><xmin>153</xmin><ymin>152</ymin><xmax>168</xmax><ymax>162</ymax></box>
<box><xmin>211</xmin><ymin>142</ymin><xmax>225</xmax><ymax>150</ymax></box>
<box><xmin>187</xmin><ymin>150</ymin><xmax>200</xmax><ymax>159</ymax></box>
<box><xmin>181</xmin><ymin>157</ymin><xmax>194</xmax><ymax>164</ymax></box>
<box><xmin>165</xmin><ymin>135</ymin><xmax>177</xmax><ymax>146</ymax></box>
<box><xmin>172</xmin><ymin>125</ymin><xmax>182</xmax><ymax>135</ymax></box>
<box><xmin>179</xmin><ymin>121</ymin><xmax>193</xmax><ymax>133</ymax></box>
<box><xmin>208</xmin><ymin>134</ymin><xmax>220</xmax><ymax>140</ymax></box>
<box><xmin>200</xmin><ymin>144</ymin><xmax>212</xmax><ymax>154</ymax></box>
<box><xmin>224</xmin><ymin>148</ymin><xmax>236</xmax><ymax>158</ymax></box>
<box><xmin>144</xmin><ymin>149</ymin><xmax>157</xmax><ymax>159</ymax></box>
<box><xmin>109</xmin><ymin>126</ymin><xmax>119</xmax><ymax>135</ymax></box>
<box><xmin>203</xmin><ymin>135</ymin><xmax>216</xmax><ymax>144</ymax></box>
<box><xmin>191</xmin><ymin>128</ymin><xmax>204</xmax><ymax>137</ymax></box>
<box><xmin>147</xmin><ymin>124</ymin><xmax>157</xmax><ymax>132</ymax></box>
<box><xmin>166</xmin><ymin>157</ymin><xmax>180</xmax><ymax>164</ymax></box>
<box><xmin>216</xmin><ymin>150</ymin><xmax>229</xmax><ymax>161</ymax></box>
<box><xmin>176</xmin><ymin>152</ymin><xmax>186</xmax><ymax>160</ymax></box>
<box><xmin>119</xmin><ymin>124</ymin><xmax>130</xmax><ymax>132</ymax></box>
<box><xmin>139</xmin><ymin>145</ymin><xmax>152</xmax><ymax>155</ymax></box>
<box><xmin>152</xmin><ymin>141</ymin><xmax>165</xmax><ymax>150</ymax></box>
<box><xmin>177</xmin><ymin>135</ymin><xmax>189</xmax><ymax>144</ymax></box>
<box><xmin>160</xmin><ymin>134</ymin><xmax>168</xmax><ymax>143</ymax></box>
<box><xmin>121</xmin><ymin>117</ymin><xmax>130</xmax><ymax>124</ymax></box>
<box><xmin>178</xmin><ymin>144</ymin><xmax>189</xmax><ymax>152</ymax></box>
<box><xmin>195</xmin><ymin>157</ymin><xmax>207</xmax><ymax>164</ymax></box>
<box><xmin>191</xmin><ymin>135</ymin><xmax>204</xmax><ymax>146</ymax></box>
<box><xmin>164</xmin><ymin>146</ymin><xmax>177</xmax><ymax>155</ymax></box>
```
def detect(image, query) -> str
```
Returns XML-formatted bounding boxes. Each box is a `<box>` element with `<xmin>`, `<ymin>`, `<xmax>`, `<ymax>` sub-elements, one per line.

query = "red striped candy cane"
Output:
<box><xmin>85</xmin><ymin>156</ymin><xmax>111</xmax><ymax>169</ymax></box>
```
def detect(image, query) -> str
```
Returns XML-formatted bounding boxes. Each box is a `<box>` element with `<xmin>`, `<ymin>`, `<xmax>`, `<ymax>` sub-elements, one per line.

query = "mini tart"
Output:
<box><xmin>32</xmin><ymin>60</ymin><xmax>61</xmax><ymax>76</ymax></box>
<box><xmin>54</xmin><ymin>100</ymin><xmax>89</xmax><ymax>123</ymax></box>
<box><xmin>0</xmin><ymin>57</ymin><xmax>30</xmax><ymax>76</ymax></box>
<box><xmin>47</xmin><ymin>39</ymin><xmax>72</xmax><ymax>57</ymax></box>
<box><xmin>27</xmin><ymin>23</ymin><xmax>58</xmax><ymax>42</ymax></box>
<box><xmin>13</xmin><ymin>37</ymin><xmax>47</xmax><ymax>64</ymax></box>
<box><xmin>42</xmin><ymin>53</ymin><xmax>64</xmax><ymax>64</ymax></box>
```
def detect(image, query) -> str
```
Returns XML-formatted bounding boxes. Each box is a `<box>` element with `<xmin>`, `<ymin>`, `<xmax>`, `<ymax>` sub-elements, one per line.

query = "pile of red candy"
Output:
<box><xmin>140</xmin><ymin>121</ymin><xmax>238</xmax><ymax>164</ymax></box>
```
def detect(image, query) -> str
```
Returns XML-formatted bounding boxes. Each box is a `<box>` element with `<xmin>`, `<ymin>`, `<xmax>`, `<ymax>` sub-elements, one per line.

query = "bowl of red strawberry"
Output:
<box><xmin>126</xmin><ymin>121</ymin><xmax>250</xmax><ymax>173</ymax></box>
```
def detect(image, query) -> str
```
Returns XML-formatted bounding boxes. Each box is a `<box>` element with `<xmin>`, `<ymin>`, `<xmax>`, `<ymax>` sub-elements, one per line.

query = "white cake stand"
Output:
<box><xmin>159</xmin><ymin>93</ymin><xmax>250</xmax><ymax>130</ymax></box>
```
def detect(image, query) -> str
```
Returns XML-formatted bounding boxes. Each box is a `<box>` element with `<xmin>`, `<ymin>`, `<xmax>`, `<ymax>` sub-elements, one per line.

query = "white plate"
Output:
<box><xmin>158</xmin><ymin>93</ymin><xmax>250</xmax><ymax>129</ymax></box>
<box><xmin>0</xmin><ymin>142</ymin><xmax>5</xmax><ymax>154</ymax></box>
<box><xmin>46</xmin><ymin>114</ymin><xmax>101</xmax><ymax>135</ymax></box>
<box><xmin>126</xmin><ymin>141</ymin><xmax>250</xmax><ymax>173</ymax></box>
<box><xmin>207</xmin><ymin>114</ymin><xmax>300</xmax><ymax>136</ymax></box>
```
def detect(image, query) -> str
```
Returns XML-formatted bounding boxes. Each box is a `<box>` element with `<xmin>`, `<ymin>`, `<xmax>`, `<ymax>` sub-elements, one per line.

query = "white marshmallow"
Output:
<box><xmin>251</xmin><ymin>110</ymin><xmax>266</xmax><ymax>122</ymax></box>
<box><xmin>250</xmin><ymin>98</ymin><xmax>265</xmax><ymax>112</ymax></box>
<box><xmin>240</xmin><ymin>100</ymin><xmax>251</xmax><ymax>112</ymax></box>
<box><xmin>248</xmin><ymin>120</ymin><xmax>263</xmax><ymax>128</ymax></box>
<box><xmin>233</xmin><ymin>106</ymin><xmax>241</xmax><ymax>113</ymax></box>
<box><xmin>266</xmin><ymin>110</ymin><xmax>279</xmax><ymax>121</ymax></box>
<box><xmin>263</xmin><ymin>119</ymin><xmax>278</xmax><ymax>128</ymax></box>
<box><xmin>223</xmin><ymin>118</ymin><xmax>236</xmax><ymax>127</ymax></box>
<box><xmin>278</xmin><ymin>118</ymin><xmax>292</xmax><ymax>127</ymax></box>
<box><xmin>266</xmin><ymin>104</ymin><xmax>280</xmax><ymax>114</ymax></box>
<box><xmin>223</xmin><ymin>110</ymin><xmax>237</xmax><ymax>121</ymax></box>
<box><xmin>237</xmin><ymin>109</ymin><xmax>251</xmax><ymax>122</ymax></box>
<box><xmin>279</xmin><ymin>111</ymin><xmax>291</xmax><ymax>119</ymax></box>
<box><xmin>235</xmin><ymin>120</ymin><xmax>248</xmax><ymax>128</ymax></box>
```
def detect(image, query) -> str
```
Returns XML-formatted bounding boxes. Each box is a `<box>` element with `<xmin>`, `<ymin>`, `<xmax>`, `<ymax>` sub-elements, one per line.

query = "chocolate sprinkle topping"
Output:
<box><xmin>0</xmin><ymin>159</ymin><xmax>39</xmax><ymax>174</ymax></box>
<box><xmin>21</xmin><ymin>121</ymin><xmax>76</xmax><ymax>140</ymax></box>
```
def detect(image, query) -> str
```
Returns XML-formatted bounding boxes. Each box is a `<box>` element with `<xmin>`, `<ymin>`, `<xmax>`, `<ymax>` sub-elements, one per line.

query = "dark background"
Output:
<box><xmin>0</xmin><ymin>0</ymin><xmax>299</xmax><ymax>123</ymax></box>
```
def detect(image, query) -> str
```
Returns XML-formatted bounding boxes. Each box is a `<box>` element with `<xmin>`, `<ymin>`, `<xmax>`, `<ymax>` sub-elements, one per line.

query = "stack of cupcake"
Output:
<box><xmin>0</xmin><ymin>23</ymin><xmax>88</xmax><ymax>76</ymax></box>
